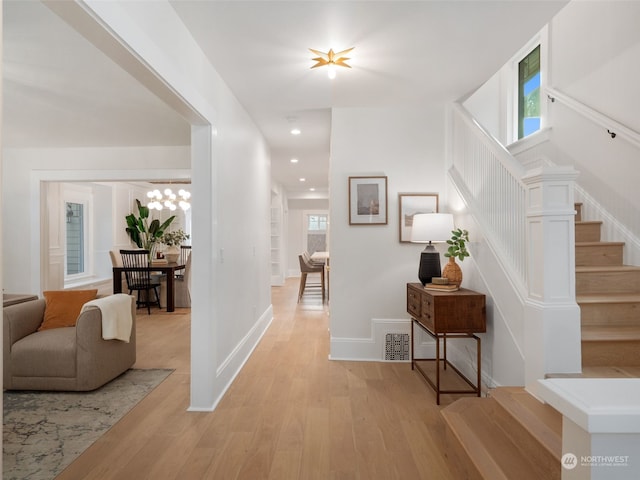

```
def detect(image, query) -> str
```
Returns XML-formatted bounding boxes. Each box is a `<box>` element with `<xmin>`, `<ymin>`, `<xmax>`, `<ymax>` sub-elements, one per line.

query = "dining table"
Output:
<box><xmin>112</xmin><ymin>261</ymin><xmax>185</xmax><ymax>312</ymax></box>
<box><xmin>310</xmin><ymin>251</ymin><xmax>329</xmax><ymax>263</ymax></box>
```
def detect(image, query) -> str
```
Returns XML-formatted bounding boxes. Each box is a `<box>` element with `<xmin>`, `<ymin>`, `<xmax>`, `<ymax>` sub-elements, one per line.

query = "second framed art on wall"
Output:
<box><xmin>398</xmin><ymin>193</ymin><xmax>439</xmax><ymax>242</ymax></box>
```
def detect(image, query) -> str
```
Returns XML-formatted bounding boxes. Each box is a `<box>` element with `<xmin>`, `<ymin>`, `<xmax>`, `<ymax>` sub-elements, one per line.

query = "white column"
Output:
<box><xmin>522</xmin><ymin>166</ymin><xmax>582</xmax><ymax>390</ymax></box>
<box><xmin>189</xmin><ymin>124</ymin><xmax>218</xmax><ymax>410</ymax></box>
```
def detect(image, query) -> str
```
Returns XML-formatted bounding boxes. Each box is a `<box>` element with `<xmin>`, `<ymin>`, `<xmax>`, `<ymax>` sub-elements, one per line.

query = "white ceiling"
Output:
<box><xmin>3</xmin><ymin>0</ymin><xmax>568</xmax><ymax>197</ymax></box>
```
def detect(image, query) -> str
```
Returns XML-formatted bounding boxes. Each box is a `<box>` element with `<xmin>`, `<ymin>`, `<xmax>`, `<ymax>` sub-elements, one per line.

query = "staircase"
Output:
<box><xmin>440</xmin><ymin>203</ymin><xmax>640</xmax><ymax>479</ymax></box>
<box><xmin>575</xmin><ymin>203</ymin><xmax>640</xmax><ymax>368</ymax></box>
<box><xmin>442</xmin><ymin>387</ymin><xmax>562</xmax><ymax>480</ymax></box>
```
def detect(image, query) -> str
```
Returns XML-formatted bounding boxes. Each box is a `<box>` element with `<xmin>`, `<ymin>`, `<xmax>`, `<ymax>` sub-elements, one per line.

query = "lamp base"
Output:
<box><xmin>418</xmin><ymin>244</ymin><xmax>441</xmax><ymax>286</ymax></box>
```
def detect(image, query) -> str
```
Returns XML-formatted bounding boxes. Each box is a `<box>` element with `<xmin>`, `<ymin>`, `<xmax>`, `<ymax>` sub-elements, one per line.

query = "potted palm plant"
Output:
<box><xmin>125</xmin><ymin>199</ymin><xmax>175</xmax><ymax>261</ymax></box>
<box><xmin>161</xmin><ymin>229</ymin><xmax>190</xmax><ymax>263</ymax></box>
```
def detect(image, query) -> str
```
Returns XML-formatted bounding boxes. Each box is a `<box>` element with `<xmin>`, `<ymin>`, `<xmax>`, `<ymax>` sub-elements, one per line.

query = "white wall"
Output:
<box><xmin>329</xmin><ymin>106</ymin><xmax>449</xmax><ymax>360</ymax></box>
<box><xmin>462</xmin><ymin>71</ymin><xmax>506</xmax><ymax>144</ymax></box>
<box><xmin>551</xmin><ymin>1</ymin><xmax>640</xmax><ymax>133</ymax></box>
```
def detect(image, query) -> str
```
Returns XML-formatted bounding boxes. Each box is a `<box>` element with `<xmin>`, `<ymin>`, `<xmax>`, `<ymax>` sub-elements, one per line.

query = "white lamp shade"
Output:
<box><xmin>410</xmin><ymin>213</ymin><xmax>454</xmax><ymax>243</ymax></box>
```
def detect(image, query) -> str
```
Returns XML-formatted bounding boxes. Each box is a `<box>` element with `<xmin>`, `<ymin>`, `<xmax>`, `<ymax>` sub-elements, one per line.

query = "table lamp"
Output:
<box><xmin>410</xmin><ymin>213</ymin><xmax>454</xmax><ymax>286</ymax></box>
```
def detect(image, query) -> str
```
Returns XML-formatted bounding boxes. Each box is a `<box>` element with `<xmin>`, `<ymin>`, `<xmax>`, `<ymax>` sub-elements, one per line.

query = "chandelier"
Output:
<box><xmin>146</xmin><ymin>188</ymin><xmax>191</xmax><ymax>211</ymax></box>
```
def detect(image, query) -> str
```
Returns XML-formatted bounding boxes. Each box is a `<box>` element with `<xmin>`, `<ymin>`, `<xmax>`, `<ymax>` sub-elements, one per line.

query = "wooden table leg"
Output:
<box><xmin>436</xmin><ymin>333</ymin><xmax>441</xmax><ymax>405</ymax></box>
<box><xmin>166</xmin><ymin>274</ymin><xmax>175</xmax><ymax>312</ymax></box>
<box><xmin>411</xmin><ymin>320</ymin><xmax>415</xmax><ymax>370</ymax></box>
<box><xmin>477</xmin><ymin>335</ymin><xmax>482</xmax><ymax>397</ymax></box>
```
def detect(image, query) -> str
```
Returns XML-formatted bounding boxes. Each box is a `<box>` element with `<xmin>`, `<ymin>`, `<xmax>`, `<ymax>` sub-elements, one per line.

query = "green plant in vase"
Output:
<box><xmin>161</xmin><ymin>229</ymin><xmax>190</xmax><ymax>263</ymax></box>
<box><xmin>445</xmin><ymin>228</ymin><xmax>470</xmax><ymax>261</ymax></box>
<box><xmin>443</xmin><ymin>228</ymin><xmax>469</xmax><ymax>287</ymax></box>
<box><xmin>125</xmin><ymin>199</ymin><xmax>175</xmax><ymax>261</ymax></box>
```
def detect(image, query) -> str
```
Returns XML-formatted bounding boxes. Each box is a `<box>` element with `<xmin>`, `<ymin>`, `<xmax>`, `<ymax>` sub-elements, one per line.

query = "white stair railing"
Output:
<box><xmin>450</xmin><ymin>103</ymin><xmax>528</xmax><ymax>293</ymax></box>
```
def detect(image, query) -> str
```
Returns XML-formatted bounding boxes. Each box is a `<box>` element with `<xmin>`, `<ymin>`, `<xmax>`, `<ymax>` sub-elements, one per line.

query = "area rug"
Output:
<box><xmin>3</xmin><ymin>368</ymin><xmax>173</xmax><ymax>480</ymax></box>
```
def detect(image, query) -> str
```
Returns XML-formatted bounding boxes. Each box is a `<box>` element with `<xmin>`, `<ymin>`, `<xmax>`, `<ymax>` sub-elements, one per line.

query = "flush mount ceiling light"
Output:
<box><xmin>309</xmin><ymin>47</ymin><xmax>354</xmax><ymax>79</ymax></box>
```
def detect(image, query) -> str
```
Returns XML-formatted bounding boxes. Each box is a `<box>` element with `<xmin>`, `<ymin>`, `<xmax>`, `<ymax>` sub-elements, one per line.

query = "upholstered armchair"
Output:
<box><xmin>3</xmin><ymin>296</ymin><xmax>136</xmax><ymax>391</ymax></box>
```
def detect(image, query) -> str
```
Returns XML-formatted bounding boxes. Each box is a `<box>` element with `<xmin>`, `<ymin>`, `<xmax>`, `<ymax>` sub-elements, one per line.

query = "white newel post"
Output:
<box><xmin>521</xmin><ymin>166</ymin><xmax>582</xmax><ymax>392</ymax></box>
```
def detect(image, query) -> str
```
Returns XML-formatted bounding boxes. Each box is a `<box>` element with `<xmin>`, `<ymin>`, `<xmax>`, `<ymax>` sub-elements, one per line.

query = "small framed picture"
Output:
<box><xmin>348</xmin><ymin>176</ymin><xmax>388</xmax><ymax>225</ymax></box>
<box><xmin>398</xmin><ymin>193</ymin><xmax>439</xmax><ymax>242</ymax></box>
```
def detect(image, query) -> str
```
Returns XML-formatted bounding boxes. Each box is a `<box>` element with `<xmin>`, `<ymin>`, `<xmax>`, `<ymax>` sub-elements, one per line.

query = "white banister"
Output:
<box><xmin>450</xmin><ymin>103</ymin><xmax>528</xmax><ymax>291</ymax></box>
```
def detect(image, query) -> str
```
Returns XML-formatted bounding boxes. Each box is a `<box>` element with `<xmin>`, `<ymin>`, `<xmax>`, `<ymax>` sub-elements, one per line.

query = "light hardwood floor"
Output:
<box><xmin>57</xmin><ymin>278</ymin><xmax>460</xmax><ymax>479</ymax></box>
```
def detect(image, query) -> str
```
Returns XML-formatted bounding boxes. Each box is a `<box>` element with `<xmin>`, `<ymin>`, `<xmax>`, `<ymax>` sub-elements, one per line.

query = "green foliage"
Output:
<box><xmin>161</xmin><ymin>229</ymin><xmax>190</xmax><ymax>247</ymax></box>
<box><xmin>524</xmin><ymin>87</ymin><xmax>540</xmax><ymax>117</ymax></box>
<box><xmin>125</xmin><ymin>199</ymin><xmax>175</xmax><ymax>251</ymax></box>
<box><xmin>444</xmin><ymin>228</ymin><xmax>470</xmax><ymax>262</ymax></box>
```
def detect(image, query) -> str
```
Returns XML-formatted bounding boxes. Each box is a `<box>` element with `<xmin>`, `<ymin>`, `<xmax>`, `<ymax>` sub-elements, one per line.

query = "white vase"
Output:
<box><xmin>165</xmin><ymin>245</ymin><xmax>180</xmax><ymax>263</ymax></box>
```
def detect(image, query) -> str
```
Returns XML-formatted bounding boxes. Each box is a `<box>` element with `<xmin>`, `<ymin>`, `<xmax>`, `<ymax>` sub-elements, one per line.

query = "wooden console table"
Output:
<box><xmin>407</xmin><ymin>282</ymin><xmax>486</xmax><ymax>404</ymax></box>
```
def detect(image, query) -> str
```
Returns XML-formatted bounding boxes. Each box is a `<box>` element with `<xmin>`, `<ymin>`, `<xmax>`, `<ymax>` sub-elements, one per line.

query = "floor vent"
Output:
<box><xmin>385</xmin><ymin>333</ymin><xmax>410</xmax><ymax>361</ymax></box>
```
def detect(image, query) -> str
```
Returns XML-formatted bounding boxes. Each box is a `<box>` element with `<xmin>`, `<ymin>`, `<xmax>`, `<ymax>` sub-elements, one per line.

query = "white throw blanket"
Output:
<box><xmin>81</xmin><ymin>294</ymin><xmax>133</xmax><ymax>342</ymax></box>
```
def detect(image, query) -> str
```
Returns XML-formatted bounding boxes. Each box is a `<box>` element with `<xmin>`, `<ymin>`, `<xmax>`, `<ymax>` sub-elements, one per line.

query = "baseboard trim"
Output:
<box><xmin>329</xmin><ymin>318</ymin><xmax>437</xmax><ymax>361</ymax></box>
<box><xmin>187</xmin><ymin>304</ymin><xmax>273</xmax><ymax>412</ymax></box>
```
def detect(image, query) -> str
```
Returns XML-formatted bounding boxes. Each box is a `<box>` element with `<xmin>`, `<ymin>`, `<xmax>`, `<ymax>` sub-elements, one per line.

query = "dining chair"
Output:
<box><xmin>297</xmin><ymin>254</ymin><xmax>325</xmax><ymax>303</ymax></box>
<box><xmin>119</xmin><ymin>249</ymin><xmax>162</xmax><ymax>314</ymax></box>
<box><xmin>109</xmin><ymin>250</ymin><xmax>128</xmax><ymax>291</ymax></box>
<box><xmin>303</xmin><ymin>250</ymin><xmax>324</xmax><ymax>267</ymax></box>
<box><xmin>176</xmin><ymin>245</ymin><xmax>192</xmax><ymax>279</ymax></box>
<box><xmin>175</xmin><ymin>252</ymin><xmax>192</xmax><ymax>308</ymax></box>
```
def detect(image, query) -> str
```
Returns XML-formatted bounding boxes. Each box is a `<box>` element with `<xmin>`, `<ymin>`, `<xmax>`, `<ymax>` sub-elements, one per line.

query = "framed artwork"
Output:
<box><xmin>398</xmin><ymin>193</ymin><xmax>439</xmax><ymax>242</ymax></box>
<box><xmin>348</xmin><ymin>176</ymin><xmax>388</xmax><ymax>225</ymax></box>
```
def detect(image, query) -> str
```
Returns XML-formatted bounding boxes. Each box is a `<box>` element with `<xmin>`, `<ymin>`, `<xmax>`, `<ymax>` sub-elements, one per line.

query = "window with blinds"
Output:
<box><xmin>66</xmin><ymin>202</ymin><xmax>85</xmax><ymax>275</ymax></box>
